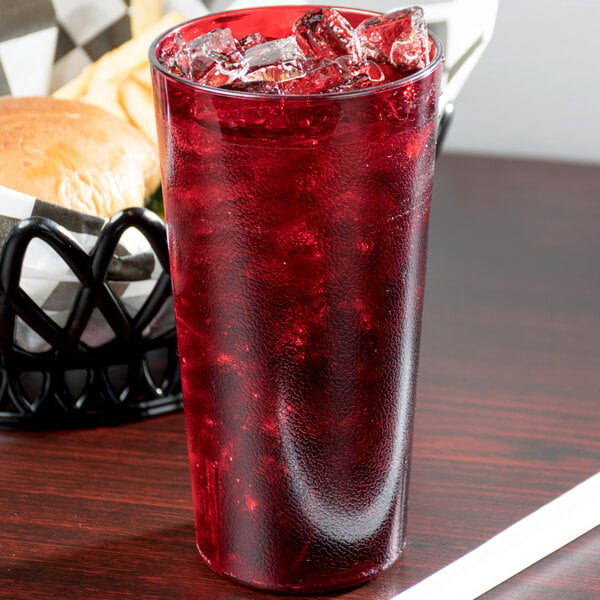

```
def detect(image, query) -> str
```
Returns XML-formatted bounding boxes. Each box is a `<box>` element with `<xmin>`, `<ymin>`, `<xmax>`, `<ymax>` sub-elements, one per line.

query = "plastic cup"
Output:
<box><xmin>150</xmin><ymin>6</ymin><xmax>443</xmax><ymax>593</ymax></box>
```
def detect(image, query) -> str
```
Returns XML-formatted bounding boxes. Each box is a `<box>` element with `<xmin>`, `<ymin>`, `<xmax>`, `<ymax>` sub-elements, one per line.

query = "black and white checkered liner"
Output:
<box><xmin>1</xmin><ymin>0</ymin><xmax>127</xmax><ymax>95</ymax></box>
<box><xmin>0</xmin><ymin>0</ymin><xmax>211</xmax><ymax>96</ymax></box>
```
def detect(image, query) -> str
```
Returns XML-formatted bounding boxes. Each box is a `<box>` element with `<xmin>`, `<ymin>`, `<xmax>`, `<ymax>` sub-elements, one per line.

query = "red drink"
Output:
<box><xmin>151</xmin><ymin>6</ymin><xmax>442</xmax><ymax>593</ymax></box>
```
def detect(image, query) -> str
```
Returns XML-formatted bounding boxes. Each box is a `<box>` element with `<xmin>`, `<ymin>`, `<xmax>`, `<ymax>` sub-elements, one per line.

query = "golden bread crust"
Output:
<box><xmin>0</xmin><ymin>96</ymin><xmax>160</xmax><ymax>217</ymax></box>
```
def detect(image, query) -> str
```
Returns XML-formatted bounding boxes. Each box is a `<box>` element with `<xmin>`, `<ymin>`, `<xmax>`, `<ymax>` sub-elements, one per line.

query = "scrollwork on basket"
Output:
<box><xmin>0</xmin><ymin>208</ymin><xmax>182</xmax><ymax>428</ymax></box>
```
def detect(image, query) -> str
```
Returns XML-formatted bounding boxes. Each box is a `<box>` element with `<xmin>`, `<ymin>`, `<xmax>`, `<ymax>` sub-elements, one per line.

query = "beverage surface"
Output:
<box><xmin>158</xmin><ymin>6</ymin><xmax>432</xmax><ymax>94</ymax></box>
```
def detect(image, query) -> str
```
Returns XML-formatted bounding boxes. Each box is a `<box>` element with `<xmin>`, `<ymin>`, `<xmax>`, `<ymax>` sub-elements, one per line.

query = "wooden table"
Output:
<box><xmin>1</xmin><ymin>155</ymin><xmax>599</xmax><ymax>599</ymax></box>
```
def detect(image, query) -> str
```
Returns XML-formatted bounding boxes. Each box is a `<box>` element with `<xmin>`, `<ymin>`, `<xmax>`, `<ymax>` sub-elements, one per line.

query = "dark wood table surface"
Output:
<box><xmin>1</xmin><ymin>154</ymin><xmax>599</xmax><ymax>600</ymax></box>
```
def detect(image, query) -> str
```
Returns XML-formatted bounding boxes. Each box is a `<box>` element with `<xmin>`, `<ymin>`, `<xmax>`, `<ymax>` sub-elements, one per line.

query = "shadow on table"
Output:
<box><xmin>0</xmin><ymin>521</ymin><xmax>418</xmax><ymax>600</ymax></box>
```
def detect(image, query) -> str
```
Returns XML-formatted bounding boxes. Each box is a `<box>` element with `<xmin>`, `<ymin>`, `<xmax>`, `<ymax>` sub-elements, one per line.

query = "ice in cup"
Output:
<box><xmin>150</xmin><ymin>6</ymin><xmax>443</xmax><ymax>593</ymax></box>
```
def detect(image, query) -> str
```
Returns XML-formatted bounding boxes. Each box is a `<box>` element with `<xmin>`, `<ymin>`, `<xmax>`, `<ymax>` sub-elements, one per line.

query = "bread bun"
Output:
<box><xmin>0</xmin><ymin>96</ymin><xmax>161</xmax><ymax>218</ymax></box>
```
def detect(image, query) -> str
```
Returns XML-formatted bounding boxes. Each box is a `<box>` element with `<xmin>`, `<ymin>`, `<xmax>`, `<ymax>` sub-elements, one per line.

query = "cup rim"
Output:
<box><xmin>149</xmin><ymin>5</ymin><xmax>444</xmax><ymax>100</ymax></box>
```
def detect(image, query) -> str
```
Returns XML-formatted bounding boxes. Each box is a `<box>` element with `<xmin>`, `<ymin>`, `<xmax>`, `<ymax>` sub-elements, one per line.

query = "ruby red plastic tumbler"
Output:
<box><xmin>151</xmin><ymin>6</ymin><xmax>443</xmax><ymax>592</ymax></box>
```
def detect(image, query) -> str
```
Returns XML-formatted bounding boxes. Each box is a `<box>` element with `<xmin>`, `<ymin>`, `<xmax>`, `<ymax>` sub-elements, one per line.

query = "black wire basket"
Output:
<box><xmin>0</xmin><ymin>208</ymin><xmax>182</xmax><ymax>429</ymax></box>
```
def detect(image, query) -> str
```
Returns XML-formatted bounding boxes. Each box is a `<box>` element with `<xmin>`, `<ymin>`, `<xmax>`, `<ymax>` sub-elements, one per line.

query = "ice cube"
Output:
<box><xmin>186</xmin><ymin>28</ymin><xmax>248</xmax><ymax>82</ymax></box>
<box><xmin>245</xmin><ymin>36</ymin><xmax>305</xmax><ymax>70</ymax></box>
<box><xmin>335</xmin><ymin>55</ymin><xmax>385</xmax><ymax>84</ymax></box>
<box><xmin>274</xmin><ymin>56</ymin><xmax>383</xmax><ymax>95</ymax></box>
<box><xmin>353</xmin><ymin>7</ymin><xmax>430</xmax><ymax>72</ymax></box>
<box><xmin>245</xmin><ymin>59</ymin><xmax>308</xmax><ymax>83</ymax></box>
<box><xmin>239</xmin><ymin>32</ymin><xmax>267</xmax><ymax>50</ymax></box>
<box><xmin>158</xmin><ymin>32</ymin><xmax>193</xmax><ymax>77</ymax></box>
<box><xmin>293</xmin><ymin>8</ymin><xmax>355</xmax><ymax>60</ymax></box>
<box><xmin>276</xmin><ymin>58</ymin><xmax>373</xmax><ymax>95</ymax></box>
<box><xmin>198</xmin><ymin>63</ymin><xmax>241</xmax><ymax>87</ymax></box>
<box><xmin>188</xmin><ymin>27</ymin><xmax>243</xmax><ymax>64</ymax></box>
<box><xmin>278</xmin><ymin>60</ymin><xmax>345</xmax><ymax>94</ymax></box>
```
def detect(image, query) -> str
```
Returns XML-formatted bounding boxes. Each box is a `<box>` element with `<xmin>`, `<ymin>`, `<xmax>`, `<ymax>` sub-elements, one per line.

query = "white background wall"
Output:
<box><xmin>444</xmin><ymin>0</ymin><xmax>600</xmax><ymax>164</ymax></box>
